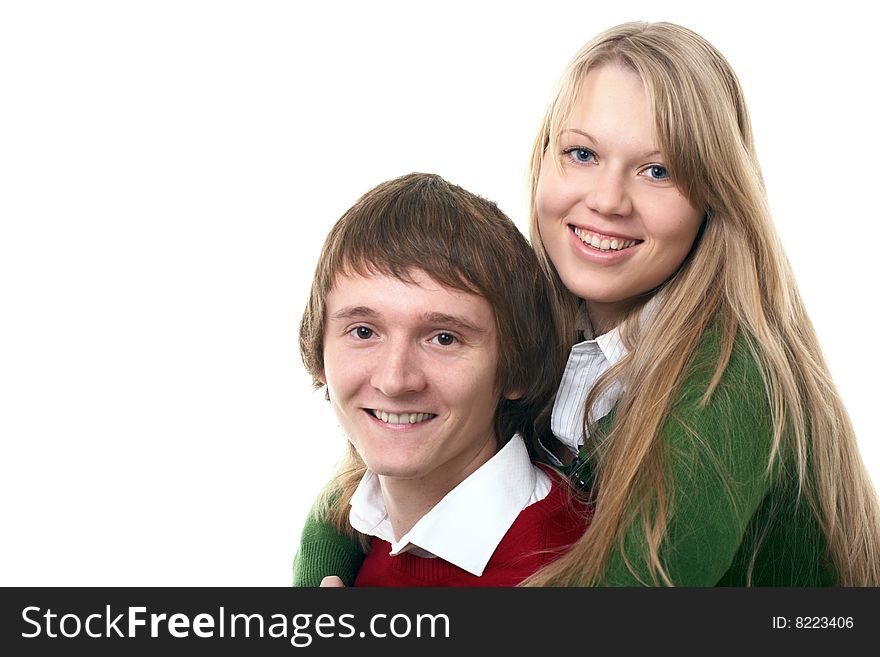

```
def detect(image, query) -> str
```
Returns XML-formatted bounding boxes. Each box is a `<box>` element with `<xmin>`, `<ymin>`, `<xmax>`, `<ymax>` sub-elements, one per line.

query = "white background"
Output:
<box><xmin>1</xmin><ymin>1</ymin><xmax>876</xmax><ymax>585</ymax></box>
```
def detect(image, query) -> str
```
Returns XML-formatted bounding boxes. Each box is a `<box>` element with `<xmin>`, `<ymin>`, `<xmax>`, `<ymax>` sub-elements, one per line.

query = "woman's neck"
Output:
<box><xmin>584</xmin><ymin>301</ymin><xmax>625</xmax><ymax>337</ymax></box>
<box><xmin>585</xmin><ymin>295</ymin><xmax>654</xmax><ymax>337</ymax></box>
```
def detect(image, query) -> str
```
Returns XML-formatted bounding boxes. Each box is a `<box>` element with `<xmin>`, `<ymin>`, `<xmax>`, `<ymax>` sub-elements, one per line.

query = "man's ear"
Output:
<box><xmin>504</xmin><ymin>387</ymin><xmax>524</xmax><ymax>401</ymax></box>
<box><xmin>318</xmin><ymin>370</ymin><xmax>326</xmax><ymax>385</ymax></box>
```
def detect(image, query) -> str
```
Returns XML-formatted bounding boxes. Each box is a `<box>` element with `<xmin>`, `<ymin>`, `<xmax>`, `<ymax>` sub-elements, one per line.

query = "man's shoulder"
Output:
<box><xmin>512</xmin><ymin>464</ymin><xmax>590</xmax><ymax>545</ymax></box>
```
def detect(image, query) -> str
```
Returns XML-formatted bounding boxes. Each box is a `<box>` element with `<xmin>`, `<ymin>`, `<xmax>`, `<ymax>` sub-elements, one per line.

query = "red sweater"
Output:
<box><xmin>354</xmin><ymin>473</ymin><xmax>590</xmax><ymax>587</ymax></box>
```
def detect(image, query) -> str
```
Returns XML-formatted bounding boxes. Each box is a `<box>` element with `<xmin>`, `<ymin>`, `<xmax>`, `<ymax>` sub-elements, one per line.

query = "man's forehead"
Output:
<box><xmin>329</xmin><ymin>265</ymin><xmax>485</xmax><ymax>302</ymax></box>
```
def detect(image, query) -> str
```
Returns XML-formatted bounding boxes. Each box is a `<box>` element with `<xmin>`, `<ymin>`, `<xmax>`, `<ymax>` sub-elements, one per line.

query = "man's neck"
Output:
<box><xmin>377</xmin><ymin>438</ymin><xmax>498</xmax><ymax>540</ymax></box>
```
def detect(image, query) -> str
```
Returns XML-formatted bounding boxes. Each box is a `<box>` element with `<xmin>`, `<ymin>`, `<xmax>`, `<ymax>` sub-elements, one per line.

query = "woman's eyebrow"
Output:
<box><xmin>562</xmin><ymin>128</ymin><xmax>661</xmax><ymax>160</ymax></box>
<box><xmin>563</xmin><ymin>128</ymin><xmax>598</xmax><ymax>142</ymax></box>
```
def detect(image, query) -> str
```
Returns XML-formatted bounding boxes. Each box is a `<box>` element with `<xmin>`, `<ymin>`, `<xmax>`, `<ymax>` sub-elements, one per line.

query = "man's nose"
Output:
<box><xmin>370</xmin><ymin>342</ymin><xmax>427</xmax><ymax>397</ymax></box>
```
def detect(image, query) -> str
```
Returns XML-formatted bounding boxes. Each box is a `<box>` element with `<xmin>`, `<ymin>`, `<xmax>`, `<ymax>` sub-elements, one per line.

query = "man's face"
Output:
<box><xmin>321</xmin><ymin>269</ymin><xmax>503</xmax><ymax>492</ymax></box>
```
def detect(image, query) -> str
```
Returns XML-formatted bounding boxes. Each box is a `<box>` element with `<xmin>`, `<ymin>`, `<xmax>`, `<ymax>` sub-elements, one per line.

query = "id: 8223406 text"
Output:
<box><xmin>771</xmin><ymin>616</ymin><xmax>853</xmax><ymax>629</ymax></box>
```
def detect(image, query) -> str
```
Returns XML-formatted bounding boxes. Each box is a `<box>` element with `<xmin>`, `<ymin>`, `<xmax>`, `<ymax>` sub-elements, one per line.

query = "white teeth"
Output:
<box><xmin>573</xmin><ymin>227</ymin><xmax>638</xmax><ymax>252</ymax></box>
<box><xmin>371</xmin><ymin>410</ymin><xmax>434</xmax><ymax>425</ymax></box>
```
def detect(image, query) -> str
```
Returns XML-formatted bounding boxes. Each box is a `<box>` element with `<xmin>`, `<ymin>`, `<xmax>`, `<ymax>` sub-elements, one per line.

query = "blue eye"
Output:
<box><xmin>565</xmin><ymin>147</ymin><xmax>596</xmax><ymax>164</ymax></box>
<box><xmin>352</xmin><ymin>326</ymin><xmax>373</xmax><ymax>339</ymax></box>
<box><xmin>646</xmin><ymin>165</ymin><xmax>669</xmax><ymax>180</ymax></box>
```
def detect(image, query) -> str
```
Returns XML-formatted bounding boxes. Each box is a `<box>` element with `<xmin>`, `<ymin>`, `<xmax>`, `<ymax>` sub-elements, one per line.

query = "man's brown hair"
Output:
<box><xmin>299</xmin><ymin>172</ymin><xmax>562</xmax><ymax>446</ymax></box>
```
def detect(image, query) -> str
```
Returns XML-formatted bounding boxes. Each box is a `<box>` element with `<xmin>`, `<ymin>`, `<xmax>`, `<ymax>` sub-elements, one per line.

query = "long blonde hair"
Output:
<box><xmin>525</xmin><ymin>22</ymin><xmax>880</xmax><ymax>586</ymax></box>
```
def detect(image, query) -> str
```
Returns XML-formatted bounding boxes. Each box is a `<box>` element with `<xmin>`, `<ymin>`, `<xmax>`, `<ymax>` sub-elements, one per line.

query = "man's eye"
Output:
<box><xmin>433</xmin><ymin>332</ymin><xmax>457</xmax><ymax>346</ymax></box>
<box><xmin>351</xmin><ymin>326</ymin><xmax>373</xmax><ymax>339</ymax></box>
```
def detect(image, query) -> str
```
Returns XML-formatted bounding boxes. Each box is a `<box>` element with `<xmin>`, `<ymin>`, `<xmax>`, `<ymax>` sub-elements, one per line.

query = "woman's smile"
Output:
<box><xmin>536</xmin><ymin>63</ymin><xmax>704</xmax><ymax>332</ymax></box>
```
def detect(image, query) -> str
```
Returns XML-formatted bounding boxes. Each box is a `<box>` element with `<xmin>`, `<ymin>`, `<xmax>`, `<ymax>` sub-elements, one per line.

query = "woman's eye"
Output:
<box><xmin>645</xmin><ymin>164</ymin><xmax>669</xmax><ymax>180</ymax></box>
<box><xmin>351</xmin><ymin>326</ymin><xmax>373</xmax><ymax>339</ymax></box>
<box><xmin>432</xmin><ymin>332</ymin><xmax>457</xmax><ymax>346</ymax></box>
<box><xmin>565</xmin><ymin>147</ymin><xmax>595</xmax><ymax>164</ymax></box>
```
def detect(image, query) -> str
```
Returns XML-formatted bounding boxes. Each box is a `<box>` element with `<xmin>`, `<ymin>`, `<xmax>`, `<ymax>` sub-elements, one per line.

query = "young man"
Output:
<box><xmin>295</xmin><ymin>173</ymin><xmax>587</xmax><ymax>586</ymax></box>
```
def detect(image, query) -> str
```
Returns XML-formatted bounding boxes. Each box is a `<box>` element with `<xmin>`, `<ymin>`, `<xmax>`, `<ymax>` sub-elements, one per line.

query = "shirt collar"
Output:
<box><xmin>348</xmin><ymin>434</ymin><xmax>547</xmax><ymax>576</ymax></box>
<box><xmin>572</xmin><ymin>324</ymin><xmax>627</xmax><ymax>364</ymax></box>
<box><xmin>549</xmin><ymin>326</ymin><xmax>627</xmax><ymax>457</ymax></box>
<box><xmin>571</xmin><ymin>305</ymin><xmax>628</xmax><ymax>370</ymax></box>
<box><xmin>550</xmin><ymin>296</ymin><xmax>666</xmax><ymax>455</ymax></box>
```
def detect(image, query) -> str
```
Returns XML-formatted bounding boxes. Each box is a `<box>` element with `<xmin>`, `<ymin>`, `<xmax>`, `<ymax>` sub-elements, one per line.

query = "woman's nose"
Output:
<box><xmin>584</xmin><ymin>168</ymin><xmax>632</xmax><ymax>217</ymax></box>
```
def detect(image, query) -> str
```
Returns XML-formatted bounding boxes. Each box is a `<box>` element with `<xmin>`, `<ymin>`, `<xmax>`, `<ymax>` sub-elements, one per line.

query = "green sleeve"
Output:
<box><xmin>292</xmin><ymin>503</ymin><xmax>365</xmax><ymax>587</ymax></box>
<box><xmin>601</xmin><ymin>331</ymin><xmax>777</xmax><ymax>586</ymax></box>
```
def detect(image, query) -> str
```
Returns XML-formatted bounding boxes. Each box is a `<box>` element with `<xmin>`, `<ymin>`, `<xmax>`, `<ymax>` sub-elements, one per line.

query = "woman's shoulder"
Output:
<box><xmin>667</xmin><ymin>317</ymin><xmax>778</xmax><ymax>474</ymax></box>
<box><xmin>678</xmin><ymin>317</ymin><xmax>768</xmax><ymax>412</ymax></box>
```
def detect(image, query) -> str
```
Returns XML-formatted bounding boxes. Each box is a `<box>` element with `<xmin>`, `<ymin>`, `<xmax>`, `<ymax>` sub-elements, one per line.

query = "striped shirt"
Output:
<box><xmin>550</xmin><ymin>324</ymin><xmax>627</xmax><ymax>456</ymax></box>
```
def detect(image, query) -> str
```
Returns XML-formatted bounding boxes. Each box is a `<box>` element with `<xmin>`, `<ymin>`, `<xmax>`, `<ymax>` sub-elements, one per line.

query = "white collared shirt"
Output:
<box><xmin>348</xmin><ymin>434</ymin><xmax>551</xmax><ymax>576</ymax></box>
<box><xmin>550</xmin><ymin>324</ymin><xmax>628</xmax><ymax>456</ymax></box>
<box><xmin>550</xmin><ymin>297</ymin><xmax>668</xmax><ymax>455</ymax></box>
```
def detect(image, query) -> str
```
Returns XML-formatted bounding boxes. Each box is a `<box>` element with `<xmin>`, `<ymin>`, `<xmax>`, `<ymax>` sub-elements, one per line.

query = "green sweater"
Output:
<box><xmin>292</xmin><ymin>327</ymin><xmax>835</xmax><ymax>587</ymax></box>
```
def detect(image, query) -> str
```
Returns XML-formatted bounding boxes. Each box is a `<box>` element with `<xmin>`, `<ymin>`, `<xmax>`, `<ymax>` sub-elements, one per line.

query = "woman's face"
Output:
<box><xmin>536</xmin><ymin>64</ymin><xmax>704</xmax><ymax>332</ymax></box>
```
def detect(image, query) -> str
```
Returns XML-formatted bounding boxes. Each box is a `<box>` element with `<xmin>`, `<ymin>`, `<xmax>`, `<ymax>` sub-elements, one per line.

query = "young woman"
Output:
<box><xmin>294</xmin><ymin>21</ymin><xmax>880</xmax><ymax>586</ymax></box>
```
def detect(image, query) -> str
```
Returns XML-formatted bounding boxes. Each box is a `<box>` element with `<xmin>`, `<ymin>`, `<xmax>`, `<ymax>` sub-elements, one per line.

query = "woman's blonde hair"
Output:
<box><xmin>525</xmin><ymin>21</ymin><xmax>880</xmax><ymax>585</ymax></box>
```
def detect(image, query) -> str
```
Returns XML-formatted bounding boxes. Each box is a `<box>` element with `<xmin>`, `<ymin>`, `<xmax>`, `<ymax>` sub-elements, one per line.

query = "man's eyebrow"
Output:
<box><xmin>328</xmin><ymin>307</ymin><xmax>487</xmax><ymax>333</ymax></box>
<box><xmin>423</xmin><ymin>312</ymin><xmax>487</xmax><ymax>334</ymax></box>
<box><xmin>329</xmin><ymin>306</ymin><xmax>378</xmax><ymax>321</ymax></box>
